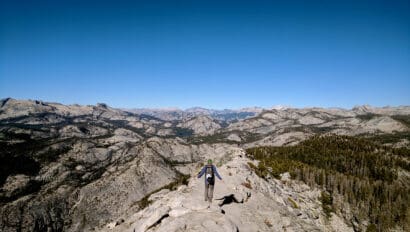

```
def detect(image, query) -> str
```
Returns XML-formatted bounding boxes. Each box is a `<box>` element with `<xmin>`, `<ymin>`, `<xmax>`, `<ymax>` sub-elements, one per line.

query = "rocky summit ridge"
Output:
<box><xmin>103</xmin><ymin>152</ymin><xmax>352</xmax><ymax>232</ymax></box>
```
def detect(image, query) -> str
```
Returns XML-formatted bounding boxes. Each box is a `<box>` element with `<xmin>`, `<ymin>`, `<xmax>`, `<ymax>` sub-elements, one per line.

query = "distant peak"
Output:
<box><xmin>352</xmin><ymin>104</ymin><xmax>374</xmax><ymax>111</ymax></box>
<box><xmin>270</xmin><ymin>105</ymin><xmax>291</xmax><ymax>110</ymax></box>
<box><xmin>96</xmin><ymin>103</ymin><xmax>109</xmax><ymax>109</ymax></box>
<box><xmin>0</xmin><ymin>97</ymin><xmax>13</xmax><ymax>108</ymax></box>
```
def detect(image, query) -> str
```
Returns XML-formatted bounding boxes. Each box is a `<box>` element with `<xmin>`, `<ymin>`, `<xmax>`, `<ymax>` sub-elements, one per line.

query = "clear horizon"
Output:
<box><xmin>3</xmin><ymin>97</ymin><xmax>409</xmax><ymax>111</ymax></box>
<box><xmin>1</xmin><ymin>0</ymin><xmax>409</xmax><ymax>109</ymax></box>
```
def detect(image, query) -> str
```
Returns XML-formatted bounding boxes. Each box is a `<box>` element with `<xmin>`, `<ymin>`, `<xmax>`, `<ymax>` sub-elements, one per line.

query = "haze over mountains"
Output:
<box><xmin>124</xmin><ymin>107</ymin><xmax>263</xmax><ymax>122</ymax></box>
<box><xmin>1</xmin><ymin>98</ymin><xmax>409</xmax><ymax>232</ymax></box>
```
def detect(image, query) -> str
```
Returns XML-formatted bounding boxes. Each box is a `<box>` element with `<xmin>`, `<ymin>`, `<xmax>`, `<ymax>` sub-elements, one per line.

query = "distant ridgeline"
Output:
<box><xmin>246</xmin><ymin>135</ymin><xmax>410</xmax><ymax>231</ymax></box>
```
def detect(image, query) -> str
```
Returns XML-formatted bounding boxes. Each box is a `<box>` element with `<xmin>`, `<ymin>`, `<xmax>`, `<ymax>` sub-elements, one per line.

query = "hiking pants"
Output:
<box><xmin>205</xmin><ymin>183</ymin><xmax>214</xmax><ymax>202</ymax></box>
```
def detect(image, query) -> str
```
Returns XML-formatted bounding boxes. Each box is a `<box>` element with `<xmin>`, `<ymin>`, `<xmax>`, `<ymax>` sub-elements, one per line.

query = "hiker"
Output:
<box><xmin>197</xmin><ymin>159</ymin><xmax>222</xmax><ymax>204</ymax></box>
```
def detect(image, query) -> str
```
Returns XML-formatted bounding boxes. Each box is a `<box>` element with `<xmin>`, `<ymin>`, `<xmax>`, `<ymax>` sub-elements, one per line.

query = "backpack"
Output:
<box><xmin>205</xmin><ymin>165</ymin><xmax>215</xmax><ymax>185</ymax></box>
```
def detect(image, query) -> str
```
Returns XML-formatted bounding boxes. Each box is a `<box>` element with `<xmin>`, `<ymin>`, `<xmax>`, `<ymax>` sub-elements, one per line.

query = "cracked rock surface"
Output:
<box><xmin>103</xmin><ymin>151</ymin><xmax>352</xmax><ymax>232</ymax></box>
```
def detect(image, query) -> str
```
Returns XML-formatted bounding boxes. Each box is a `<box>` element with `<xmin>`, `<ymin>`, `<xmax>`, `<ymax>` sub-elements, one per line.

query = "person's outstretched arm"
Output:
<box><xmin>197</xmin><ymin>166</ymin><xmax>206</xmax><ymax>178</ymax></box>
<box><xmin>213</xmin><ymin>165</ymin><xmax>222</xmax><ymax>180</ymax></box>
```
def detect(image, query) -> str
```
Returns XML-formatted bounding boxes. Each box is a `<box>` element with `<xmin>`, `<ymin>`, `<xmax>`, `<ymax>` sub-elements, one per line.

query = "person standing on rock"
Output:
<box><xmin>198</xmin><ymin>159</ymin><xmax>222</xmax><ymax>205</ymax></box>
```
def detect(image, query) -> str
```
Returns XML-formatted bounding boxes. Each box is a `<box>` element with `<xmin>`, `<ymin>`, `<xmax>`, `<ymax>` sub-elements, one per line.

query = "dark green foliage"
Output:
<box><xmin>35</xmin><ymin>146</ymin><xmax>72</xmax><ymax>163</ymax></box>
<box><xmin>137</xmin><ymin>114</ymin><xmax>164</xmax><ymax>122</ymax></box>
<box><xmin>282</xmin><ymin>126</ymin><xmax>305</xmax><ymax>133</ymax></box>
<box><xmin>248</xmin><ymin>162</ymin><xmax>268</xmax><ymax>179</ymax></box>
<box><xmin>61</xmin><ymin>157</ymin><xmax>109</xmax><ymax>187</ymax></box>
<box><xmin>165</xmin><ymin>159</ymin><xmax>195</xmax><ymax>166</ymax></box>
<box><xmin>366</xmin><ymin>224</ymin><xmax>377</xmax><ymax>232</ymax></box>
<box><xmin>0</xmin><ymin>131</ymin><xmax>74</xmax><ymax>187</ymax></box>
<box><xmin>0</xmin><ymin>179</ymin><xmax>43</xmax><ymax>203</ymax></box>
<box><xmin>391</xmin><ymin>146</ymin><xmax>410</xmax><ymax>158</ymax></box>
<box><xmin>391</xmin><ymin>115</ymin><xmax>410</xmax><ymax>128</ymax></box>
<box><xmin>248</xmin><ymin>158</ymin><xmax>304</xmax><ymax>179</ymax></box>
<box><xmin>247</xmin><ymin>135</ymin><xmax>410</xmax><ymax>231</ymax></box>
<box><xmin>78</xmin><ymin>126</ymin><xmax>89</xmax><ymax>134</ymax></box>
<box><xmin>320</xmin><ymin>191</ymin><xmax>333</xmax><ymax>218</ymax></box>
<box><xmin>188</xmin><ymin>133</ymin><xmax>232</xmax><ymax>144</ymax></box>
<box><xmin>0</xmin><ymin>152</ymin><xmax>40</xmax><ymax>186</ymax></box>
<box><xmin>241</xmin><ymin>132</ymin><xmax>265</xmax><ymax>144</ymax></box>
<box><xmin>136</xmin><ymin>195</ymin><xmax>152</xmax><ymax>210</ymax></box>
<box><xmin>31</xmin><ymin>196</ymin><xmax>69</xmax><ymax>232</ymax></box>
<box><xmin>308</xmin><ymin>126</ymin><xmax>336</xmax><ymax>134</ymax></box>
<box><xmin>356</xmin><ymin>113</ymin><xmax>379</xmax><ymax>120</ymax></box>
<box><xmin>173</xmin><ymin>128</ymin><xmax>194</xmax><ymax>137</ymax></box>
<box><xmin>367</xmin><ymin>132</ymin><xmax>410</xmax><ymax>145</ymax></box>
<box><xmin>288</xmin><ymin>197</ymin><xmax>299</xmax><ymax>209</ymax></box>
<box><xmin>107</xmin><ymin>119</ymin><xmax>146</xmax><ymax>136</ymax></box>
<box><xmin>188</xmin><ymin>131</ymin><xmax>261</xmax><ymax>145</ymax></box>
<box><xmin>0</xmin><ymin>134</ymin><xmax>43</xmax><ymax>186</ymax></box>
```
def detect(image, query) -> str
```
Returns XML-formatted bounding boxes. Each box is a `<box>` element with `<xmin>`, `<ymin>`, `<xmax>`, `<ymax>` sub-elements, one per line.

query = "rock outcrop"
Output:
<box><xmin>177</xmin><ymin>116</ymin><xmax>222</xmax><ymax>135</ymax></box>
<box><xmin>103</xmin><ymin>151</ymin><xmax>352</xmax><ymax>232</ymax></box>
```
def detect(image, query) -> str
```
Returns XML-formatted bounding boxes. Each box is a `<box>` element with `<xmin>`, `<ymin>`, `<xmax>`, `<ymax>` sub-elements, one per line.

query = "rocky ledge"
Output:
<box><xmin>103</xmin><ymin>150</ymin><xmax>352</xmax><ymax>232</ymax></box>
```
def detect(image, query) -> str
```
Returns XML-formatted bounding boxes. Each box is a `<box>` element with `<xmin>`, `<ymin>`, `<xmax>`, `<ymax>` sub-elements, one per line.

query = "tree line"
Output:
<box><xmin>246</xmin><ymin>135</ymin><xmax>410</xmax><ymax>231</ymax></box>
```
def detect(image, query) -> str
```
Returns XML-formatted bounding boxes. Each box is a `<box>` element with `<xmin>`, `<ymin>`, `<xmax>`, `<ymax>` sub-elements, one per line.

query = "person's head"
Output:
<box><xmin>207</xmin><ymin>159</ymin><xmax>212</xmax><ymax>165</ymax></box>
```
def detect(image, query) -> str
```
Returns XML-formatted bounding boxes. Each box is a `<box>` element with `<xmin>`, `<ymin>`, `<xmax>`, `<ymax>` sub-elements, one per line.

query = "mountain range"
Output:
<box><xmin>0</xmin><ymin>98</ymin><xmax>409</xmax><ymax>232</ymax></box>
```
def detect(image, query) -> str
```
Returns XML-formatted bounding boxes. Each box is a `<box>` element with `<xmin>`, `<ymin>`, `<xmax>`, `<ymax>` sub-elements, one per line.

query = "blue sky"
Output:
<box><xmin>1</xmin><ymin>0</ymin><xmax>409</xmax><ymax>109</ymax></box>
